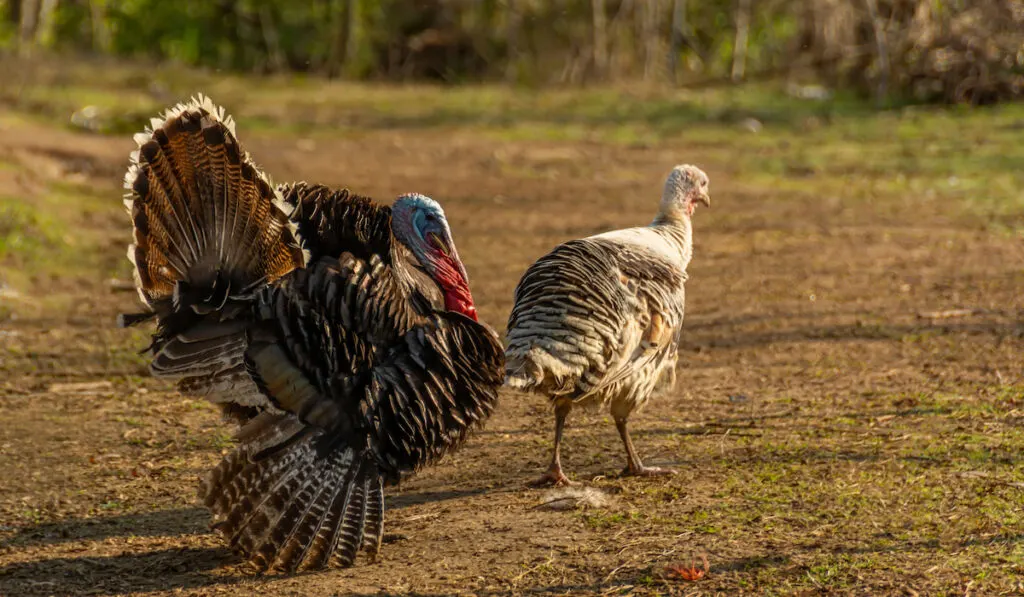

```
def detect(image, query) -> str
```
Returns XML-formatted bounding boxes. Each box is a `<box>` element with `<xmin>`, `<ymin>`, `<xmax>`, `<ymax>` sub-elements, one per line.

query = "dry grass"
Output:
<box><xmin>0</xmin><ymin>57</ymin><xmax>1023</xmax><ymax>596</ymax></box>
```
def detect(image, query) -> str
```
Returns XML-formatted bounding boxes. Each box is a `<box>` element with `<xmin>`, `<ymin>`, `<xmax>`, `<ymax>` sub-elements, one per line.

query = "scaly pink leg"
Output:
<box><xmin>531</xmin><ymin>402</ymin><xmax>576</xmax><ymax>487</ymax></box>
<box><xmin>616</xmin><ymin>416</ymin><xmax>677</xmax><ymax>477</ymax></box>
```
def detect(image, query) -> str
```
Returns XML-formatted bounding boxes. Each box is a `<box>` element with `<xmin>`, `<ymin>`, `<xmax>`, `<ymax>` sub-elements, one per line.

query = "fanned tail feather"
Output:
<box><xmin>122</xmin><ymin>94</ymin><xmax>305</xmax><ymax>314</ymax></box>
<box><xmin>119</xmin><ymin>94</ymin><xmax>308</xmax><ymax>409</ymax></box>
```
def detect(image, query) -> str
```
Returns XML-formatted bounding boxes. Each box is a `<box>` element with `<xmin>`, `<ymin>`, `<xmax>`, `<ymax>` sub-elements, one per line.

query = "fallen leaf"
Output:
<box><xmin>665</xmin><ymin>553</ymin><xmax>709</xmax><ymax>582</ymax></box>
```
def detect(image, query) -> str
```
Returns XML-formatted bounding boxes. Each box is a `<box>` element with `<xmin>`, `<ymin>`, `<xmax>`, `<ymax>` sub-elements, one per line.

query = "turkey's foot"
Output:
<box><xmin>620</xmin><ymin>465</ymin><xmax>677</xmax><ymax>478</ymax></box>
<box><xmin>529</xmin><ymin>468</ymin><xmax>576</xmax><ymax>487</ymax></box>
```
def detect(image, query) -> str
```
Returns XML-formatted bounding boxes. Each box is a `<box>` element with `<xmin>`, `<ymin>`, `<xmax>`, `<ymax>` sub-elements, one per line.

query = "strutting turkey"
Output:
<box><xmin>118</xmin><ymin>95</ymin><xmax>503</xmax><ymax>572</ymax></box>
<box><xmin>504</xmin><ymin>165</ymin><xmax>710</xmax><ymax>486</ymax></box>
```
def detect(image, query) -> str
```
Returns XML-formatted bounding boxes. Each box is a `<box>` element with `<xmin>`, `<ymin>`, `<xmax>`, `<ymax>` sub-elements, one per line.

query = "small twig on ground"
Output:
<box><xmin>916</xmin><ymin>308</ymin><xmax>980</xmax><ymax>320</ymax></box>
<box><xmin>603</xmin><ymin>561</ymin><xmax>634</xmax><ymax>583</ymax></box>
<box><xmin>48</xmin><ymin>380</ymin><xmax>114</xmax><ymax>394</ymax></box>
<box><xmin>396</xmin><ymin>512</ymin><xmax>440</xmax><ymax>523</ymax></box>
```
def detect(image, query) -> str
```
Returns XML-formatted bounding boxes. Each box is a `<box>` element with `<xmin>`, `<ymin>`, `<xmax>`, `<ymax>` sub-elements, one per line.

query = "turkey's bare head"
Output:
<box><xmin>391</xmin><ymin>194</ymin><xmax>478</xmax><ymax>321</ymax></box>
<box><xmin>661</xmin><ymin>164</ymin><xmax>711</xmax><ymax>219</ymax></box>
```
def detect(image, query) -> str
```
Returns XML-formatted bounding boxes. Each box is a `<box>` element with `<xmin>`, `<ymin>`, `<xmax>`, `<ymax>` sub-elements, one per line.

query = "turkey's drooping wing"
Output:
<box><xmin>197</xmin><ymin>253</ymin><xmax>411</xmax><ymax>573</ymax></box>
<box><xmin>278</xmin><ymin>182</ymin><xmax>392</xmax><ymax>262</ymax></box>
<box><xmin>590</xmin><ymin>236</ymin><xmax>689</xmax><ymax>336</ymax></box>
<box><xmin>363</xmin><ymin>313</ymin><xmax>504</xmax><ymax>478</ymax></box>
<box><xmin>200</xmin><ymin>423</ymin><xmax>383</xmax><ymax>572</ymax></box>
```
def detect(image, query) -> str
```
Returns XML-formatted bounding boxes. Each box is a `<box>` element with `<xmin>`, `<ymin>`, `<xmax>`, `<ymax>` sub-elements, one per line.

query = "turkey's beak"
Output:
<box><xmin>697</xmin><ymin>191</ymin><xmax>711</xmax><ymax>208</ymax></box>
<box><xmin>427</xmin><ymin>232</ymin><xmax>450</xmax><ymax>257</ymax></box>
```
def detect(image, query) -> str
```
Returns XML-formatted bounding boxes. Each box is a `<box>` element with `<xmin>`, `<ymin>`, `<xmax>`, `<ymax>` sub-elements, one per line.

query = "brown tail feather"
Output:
<box><xmin>361</xmin><ymin>480</ymin><xmax>385</xmax><ymax>556</ymax></box>
<box><xmin>200</xmin><ymin>417</ymin><xmax>382</xmax><ymax>573</ymax></box>
<box><xmin>123</xmin><ymin>94</ymin><xmax>305</xmax><ymax>314</ymax></box>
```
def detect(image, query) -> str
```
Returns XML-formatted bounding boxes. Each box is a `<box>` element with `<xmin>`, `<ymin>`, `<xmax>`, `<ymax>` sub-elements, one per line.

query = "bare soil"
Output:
<box><xmin>1</xmin><ymin>106</ymin><xmax>1022</xmax><ymax>596</ymax></box>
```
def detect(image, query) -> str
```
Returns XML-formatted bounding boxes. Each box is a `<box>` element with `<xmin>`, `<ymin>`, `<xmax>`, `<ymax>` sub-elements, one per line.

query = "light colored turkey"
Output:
<box><xmin>504</xmin><ymin>165</ymin><xmax>709</xmax><ymax>486</ymax></box>
<box><xmin>118</xmin><ymin>95</ymin><xmax>503</xmax><ymax>572</ymax></box>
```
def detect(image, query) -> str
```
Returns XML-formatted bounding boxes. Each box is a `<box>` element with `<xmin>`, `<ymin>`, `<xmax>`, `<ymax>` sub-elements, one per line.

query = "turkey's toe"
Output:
<box><xmin>621</xmin><ymin>465</ymin><xmax>677</xmax><ymax>478</ymax></box>
<box><xmin>529</xmin><ymin>470</ymin><xmax>576</xmax><ymax>488</ymax></box>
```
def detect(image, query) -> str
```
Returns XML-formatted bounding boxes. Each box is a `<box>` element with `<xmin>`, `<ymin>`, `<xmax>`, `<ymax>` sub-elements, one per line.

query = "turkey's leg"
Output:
<box><xmin>531</xmin><ymin>401</ymin><xmax>575</xmax><ymax>487</ymax></box>
<box><xmin>615</xmin><ymin>416</ymin><xmax>677</xmax><ymax>477</ymax></box>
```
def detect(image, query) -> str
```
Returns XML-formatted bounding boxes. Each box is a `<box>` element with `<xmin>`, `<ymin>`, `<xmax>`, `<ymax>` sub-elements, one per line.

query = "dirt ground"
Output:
<box><xmin>1</xmin><ymin>99</ymin><xmax>1023</xmax><ymax>597</ymax></box>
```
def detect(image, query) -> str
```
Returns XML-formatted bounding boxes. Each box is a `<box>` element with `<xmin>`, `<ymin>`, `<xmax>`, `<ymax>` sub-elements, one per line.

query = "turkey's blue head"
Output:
<box><xmin>391</xmin><ymin>194</ymin><xmax>477</xmax><ymax>321</ymax></box>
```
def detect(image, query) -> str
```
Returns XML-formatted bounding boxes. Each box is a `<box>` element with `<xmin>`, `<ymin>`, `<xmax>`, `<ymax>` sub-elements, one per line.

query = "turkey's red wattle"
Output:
<box><xmin>446</xmin><ymin>290</ymin><xmax>478</xmax><ymax>321</ymax></box>
<box><xmin>435</xmin><ymin>256</ymin><xmax>478</xmax><ymax>321</ymax></box>
<box><xmin>442</xmin><ymin>276</ymin><xmax>478</xmax><ymax>321</ymax></box>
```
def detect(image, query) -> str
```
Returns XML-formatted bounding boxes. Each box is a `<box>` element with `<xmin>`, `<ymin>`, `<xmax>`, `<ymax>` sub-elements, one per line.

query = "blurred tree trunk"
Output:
<box><xmin>591</xmin><ymin>0</ymin><xmax>608</xmax><ymax>79</ymax></box>
<box><xmin>504</xmin><ymin>0</ymin><xmax>521</xmax><ymax>83</ymax></box>
<box><xmin>862</xmin><ymin>0</ymin><xmax>889</xmax><ymax>105</ymax></box>
<box><xmin>731</xmin><ymin>0</ymin><xmax>751</xmax><ymax>81</ymax></box>
<box><xmin>344</xmin><ymin>0</ymin><xmax>362</xmax><ymax>77</ymax></box>
<box><xmin>18</xmin><ymin>0</ymin><xmax>38</xmax><ymax>54</ymax></box>
<box><xmin>258</xmin><ymin>4</ymin><xmax>286</xmax><ymax>72</ymax></box>
<box><xmin>668</xmin><ymin>0</ymin><xmax>686</xmax><ymax>82</ymax></box>
<box><xmin>89</xmin><ymin>0</ymin><xmax>111</xmax><ymax>53</ymax></box>
<box><xmin>34</xmin><ymin>0</ymin><xmax>56</xmax><ymax>46</ymax></box>
<box><xmin>560</xmin><ymin>0</ymin><xmax>589</xmax><ymax>86</ymax></box>
<box><xmin>326</xmin><ymin>0</ymin><xmax>352</xmax><ymax>78</ymax></box>
<box><xmin>641</xmin><ymin>0</ymin><xmax>661</xmax><ymax>81</ymax></box>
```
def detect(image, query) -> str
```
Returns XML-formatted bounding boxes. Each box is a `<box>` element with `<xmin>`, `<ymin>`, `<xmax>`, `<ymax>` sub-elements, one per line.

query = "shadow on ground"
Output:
<box><xmin>0</xmin><ymin>547</ymin><xmax>238</xmax><ymax>597</ymax></box>
<box><xmin>1</xmin><ymin>508</ymin><xmax>210</xmax><ymax>549</ymax></box>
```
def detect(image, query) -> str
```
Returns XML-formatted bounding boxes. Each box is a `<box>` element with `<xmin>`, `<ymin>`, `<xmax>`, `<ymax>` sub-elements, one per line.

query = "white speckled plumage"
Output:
<box><xmin>505</xmin><ymin>164</ymin><xmax>709</xmax><ymax>484</ymax></box>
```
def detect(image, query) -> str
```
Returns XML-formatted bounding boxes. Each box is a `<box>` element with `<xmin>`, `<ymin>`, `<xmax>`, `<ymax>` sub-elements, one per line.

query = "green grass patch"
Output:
<box><xmin>0</xmin><ymin>190</ymin><xmax>114</xmax><ymax>290</ymax></box>
<box><xmin>0</xmin><ymin>198</ymin><xmax>68</xmax><ymax>261</ymax></box>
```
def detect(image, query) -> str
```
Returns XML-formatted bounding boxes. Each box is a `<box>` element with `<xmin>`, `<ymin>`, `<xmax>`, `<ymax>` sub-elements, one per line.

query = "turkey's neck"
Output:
<box><xmin>650</xmin><ymin>211</ymin><xmax>694</xmax><ymax>269</ymax></box>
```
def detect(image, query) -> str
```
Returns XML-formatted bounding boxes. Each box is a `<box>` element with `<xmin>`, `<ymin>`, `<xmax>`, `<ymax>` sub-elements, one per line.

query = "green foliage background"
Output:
<box><xmin>2</xmin><ymin>0</ymin><xmax>1022</xmax><ymax>103</ymax></box>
